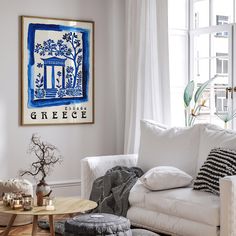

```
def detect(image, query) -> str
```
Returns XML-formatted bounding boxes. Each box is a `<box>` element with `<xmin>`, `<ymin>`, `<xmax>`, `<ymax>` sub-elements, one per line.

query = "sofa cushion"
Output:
<box><xmin>127</xmin><ymin>207</ymin><xmax>219</xmax><ymax>236</ymax></box>
<box><xmin>140</xmin><ymin>166</ymin><xmax>193</xmax><ymax>191</ymax></box>
<box><xmin>197</xmin><ymin>125</ymin><xmax>236</xmax><ymax>172</ymax></box>
<box><xmin>138</xmin><ymin>120</ymin><xmax>201</xmax><ymax>177</ymax></box>
<box><xmin>129</xmin><ymin>181</ymin><xmax>220</xmax><ymax>226</ymax></box>
<box><xmin>131</xmin><ymin>229</ymin><xmax>160</xmax><ymax>236</ymax></box>
<box><xmin>194</xmin><ymin>147</ymin><xmax>236</xmax><ymax>195</ymax></box>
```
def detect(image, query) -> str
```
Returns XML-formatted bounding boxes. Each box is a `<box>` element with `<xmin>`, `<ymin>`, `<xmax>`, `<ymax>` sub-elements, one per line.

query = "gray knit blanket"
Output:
<box><xmin>89</xmin><ymin>166</ymin><xmax>144</xmax><ymax>216</ymax></box>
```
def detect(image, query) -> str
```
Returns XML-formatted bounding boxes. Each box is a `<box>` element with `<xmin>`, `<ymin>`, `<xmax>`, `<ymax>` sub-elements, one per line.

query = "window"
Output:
<box><xmin>189</xmin><ymin>0</ymin><xmax>236</xmax><ymax>128</ymax></box>
<box><xmin>216</xmin><ymin>53</ymin><xmax>228</xmax><ymax>75</ymax></box>
<box><xmin>168</xmin><ymin>0</ymin><xmax>236</xmax><ymax>128</ymax></box>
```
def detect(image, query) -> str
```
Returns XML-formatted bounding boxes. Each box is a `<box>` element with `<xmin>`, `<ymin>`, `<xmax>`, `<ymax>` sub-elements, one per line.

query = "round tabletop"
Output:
<box><xmin>0</xmin><ymin>197</ymin><xmax>97</xmax><ymax>216</ymax></box>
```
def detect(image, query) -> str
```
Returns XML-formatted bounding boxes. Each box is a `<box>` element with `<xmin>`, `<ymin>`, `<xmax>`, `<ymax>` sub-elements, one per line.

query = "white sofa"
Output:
<box><xmin>81</xmin><ymin>120</ymin><xmax>236</xmax><ymax>236</ymax></box>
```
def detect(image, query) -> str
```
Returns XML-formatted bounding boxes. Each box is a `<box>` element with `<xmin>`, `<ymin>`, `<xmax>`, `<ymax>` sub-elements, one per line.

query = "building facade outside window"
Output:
<box><xmin>215</xmin><ymin>15</ymin><xmax>229</xmax><ymax>37</ymax></box>
<box><xmin>216</xmin><ymin>53</ymin><xmax>228</xmax><ymax>75</ymax></box>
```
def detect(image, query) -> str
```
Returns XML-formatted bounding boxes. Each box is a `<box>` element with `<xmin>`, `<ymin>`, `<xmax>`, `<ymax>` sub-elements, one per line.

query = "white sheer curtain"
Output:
<box><xmin>124</xmin><ymin>0</ymin><xmax>171</xmax><ymax>153</ymax></box>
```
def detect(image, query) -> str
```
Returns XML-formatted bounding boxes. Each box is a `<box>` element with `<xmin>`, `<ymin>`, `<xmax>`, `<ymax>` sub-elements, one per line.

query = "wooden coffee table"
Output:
<box><xmin>0</xmin><ymin>197</ymin><xmax>97</xmax><ymax>236</ymax></box>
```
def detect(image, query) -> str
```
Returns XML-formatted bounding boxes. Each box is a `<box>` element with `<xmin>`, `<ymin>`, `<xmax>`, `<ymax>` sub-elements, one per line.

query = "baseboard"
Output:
<box><xmin>34</xmin><ymin>179</ymin><xmax>81</xmax><ymax>197</ymax></box>
<box><xmin>48</xmin><ymin>179</ymin><xmax>81</xmax><ymax>189</ymax></box>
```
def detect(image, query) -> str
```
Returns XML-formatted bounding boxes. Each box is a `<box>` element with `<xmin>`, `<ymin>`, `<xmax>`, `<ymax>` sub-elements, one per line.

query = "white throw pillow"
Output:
<box><xmin>140</xmin><ymin>166</ymin><xmax>193</xmax><ymax>191</ymax></box>
<box><xmin>197</xmin><ymin>125</ymin><xmax>236</xmax><ymax>172</ymax></box>
<box><xmin>138</xmin><ymin>120</ymin><xmax>201</xmax><ymax>177</ymax></box>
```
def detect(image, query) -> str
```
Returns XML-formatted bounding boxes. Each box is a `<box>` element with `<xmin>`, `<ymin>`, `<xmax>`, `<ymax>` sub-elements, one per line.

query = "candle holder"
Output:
<box><xmin>12</xmin><ymin>195</ymin><xmax>23</xmax><ymax>210</ymax></box>
<box><xmin>9</xmin><ymin>194</ymin><xmax>16</xmax><ymax>209</ymax></box>
<box><xmin>45</xmin><ymin>197</ymin><xmax>55</xmax><ymax>211</ymax></box>
<box><xmin>23</xmin><ymin>195</ymin><xmax>33</xmax><ymax>211</ymax></box>
<box><xmin>3</xmin><ymin>193</ymin><xmax>13</xmax><ymax>207</ymax></box>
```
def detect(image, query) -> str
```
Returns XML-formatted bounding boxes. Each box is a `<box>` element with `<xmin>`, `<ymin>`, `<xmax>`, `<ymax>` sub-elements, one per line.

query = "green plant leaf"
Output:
<box><xmin>194</xmin><ymin>76</ymin><xmax>216</xmax><ymax>103</ymax></box>
<box><xmin>216</xmin><ymin>109</ymin><xmax>236</xmax><ymax>123</ymax></box>
<box><xmin>183</xmin><ymin>80</ymin><xmax>194</xmax><ymax>108</ymax></box>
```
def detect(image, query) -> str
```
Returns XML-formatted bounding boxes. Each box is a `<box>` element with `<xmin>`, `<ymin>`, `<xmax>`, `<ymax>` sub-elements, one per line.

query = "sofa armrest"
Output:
<box><xmin>220</xmin><ymin>175</ymin><xmax>236</xmax><ymax>236</ymax></box>
<box><xmin>81</xmin><ymin>154</ymin><xmax>138</xmax><ymax>199</ymax></box>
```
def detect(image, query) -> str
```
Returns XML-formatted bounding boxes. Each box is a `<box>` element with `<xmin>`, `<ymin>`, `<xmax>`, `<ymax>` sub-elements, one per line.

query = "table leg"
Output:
<box><xmin>48</xmin><ymin>215</ymin><xmax>55</xmax><ymax>236</ymax></box>
<box><xmin>0</xmin><ymin>214</ymin><xmax>17</xmax><ymax>236</ymax></box>
<box><xmin>32</xmin><ymin>215</ymin><xmax>38</xmax><ymax>236</ymax></box>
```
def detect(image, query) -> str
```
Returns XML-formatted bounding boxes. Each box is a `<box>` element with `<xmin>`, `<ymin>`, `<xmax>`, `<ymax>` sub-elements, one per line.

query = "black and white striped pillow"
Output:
<box><xmin>193</xmin><ymin>148</ymin><xmax>236</xmax><ymax>195</ymax></box>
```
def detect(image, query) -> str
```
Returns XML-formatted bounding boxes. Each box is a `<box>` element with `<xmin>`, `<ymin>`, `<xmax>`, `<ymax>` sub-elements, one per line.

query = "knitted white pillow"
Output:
<box><xmin>0</xmin><ymin>178</ymin><xmax>33</xmax><ymax>196</ymax></box>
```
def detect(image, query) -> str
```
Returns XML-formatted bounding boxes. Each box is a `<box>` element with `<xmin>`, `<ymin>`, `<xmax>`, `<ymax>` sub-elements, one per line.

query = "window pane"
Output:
<box><xmin>193</xmin><ymin>0</ymin><xmax>209</xmax><ymax>28</ymax></box>
<box><xmin>168</xmin><ymin>0</ymin><xmax>188</xmax><ymax>29</ymax></box>
<box><xmin>216</xmin><ymin>58</ymin><xmax>222</xmax><ymax>73</ymax></box>
<box><xmin>223</xmin><ymin>60</ymin><xmax>228</xmax><ymax>73</ymax></box>
<box><xmin>194</xmin><ymin>58</ymin><xmax>209</xmax><ymax>81</ymax></box>
<box><xmin>194</xmin><ymin>34</ymin><xmax>209</xmax><ymax>59</ymax></box>
<box><xmin>216</xmin><ymin>53</ymin><xmax>228</xmax><ymax>74</ymax></box>
<box><xmin>193</xmin><ymin>34</ymin><xmax>209</xmax><ymax>82</ymax></box>
<box><xmin>216</xmin><ymin>99</ymin><xmax>222</xmax><ymax>111</ymax></box>
<box><xmin>211</xmin><ymin>33</ymin><xmax>229</xmax><ymax>77</ymax></box>
<box><xmin>212</xmin><ymin>0</ymin><xmax>233</xmax><ymax>26</ymax></box>
<box><xmin>193</xmin><ymin>30</ymin><xmax>230</xmax><ymax>128</ymax></box>
<box><xmin>211</xmin><ymin>29</ymin><xmax>229</xmax><ymax>122</ymax></box>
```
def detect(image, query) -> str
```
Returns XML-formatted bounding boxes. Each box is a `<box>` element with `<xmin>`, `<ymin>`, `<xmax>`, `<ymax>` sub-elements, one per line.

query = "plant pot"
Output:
<box><xmin>36</xmin><ymin>180</ymin><xmax>51</xmax><ymax>206</ymax></box>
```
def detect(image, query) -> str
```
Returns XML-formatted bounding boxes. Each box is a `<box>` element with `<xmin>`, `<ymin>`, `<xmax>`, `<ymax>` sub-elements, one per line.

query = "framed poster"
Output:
<box><xmin>21</xmin><ymin>16</ymin><xmax>94</xmax><ymax>125</ymax></box>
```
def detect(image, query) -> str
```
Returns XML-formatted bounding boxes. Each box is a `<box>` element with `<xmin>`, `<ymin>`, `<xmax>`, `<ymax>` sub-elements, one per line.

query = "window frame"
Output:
<box><xmin>189</xmin><ymin>0</ymin><xmax>235</xmax><ymax>128</ymax></box>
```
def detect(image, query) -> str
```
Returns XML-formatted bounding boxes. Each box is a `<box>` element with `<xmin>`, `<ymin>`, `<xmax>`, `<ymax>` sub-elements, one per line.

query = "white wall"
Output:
<box><xmin>0</xmin><ymin>0</ymin><xmax>126</xmax><ymax>196</ymax></box>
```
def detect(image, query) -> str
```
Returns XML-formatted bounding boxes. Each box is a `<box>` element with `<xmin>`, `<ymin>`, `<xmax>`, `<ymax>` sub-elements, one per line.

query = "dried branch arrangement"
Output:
<box><xmin>20</xmin><ymin>134</ymin><xmax>63</xmax><ymax>182</ymax></box>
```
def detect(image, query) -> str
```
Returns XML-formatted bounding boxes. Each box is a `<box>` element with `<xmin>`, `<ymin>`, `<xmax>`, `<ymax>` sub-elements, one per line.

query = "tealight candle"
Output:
<box><xmin>13</xmin><ymin>199</ymin><xmax>23</xmax><ymax>210</ymax></box>
<box><xmin>46</xmin><ymin>205</ymin><xmax>55</xmax><ymax>211</ymax></box>
<box><xmin>45</xmin><ymin>198</ymin><xmax>55</xmax><ymax>211</ymax></box>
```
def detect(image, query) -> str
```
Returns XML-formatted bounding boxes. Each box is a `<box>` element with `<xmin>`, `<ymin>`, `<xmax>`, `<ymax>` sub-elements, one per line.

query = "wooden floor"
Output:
<box><xmin>0</xmin><ymin>218</ymin><xmax>169</xmax><ymax>236</ymax></box>
<box><xmin>0</xmin><ymin>216</ymin><xmax>65</xmax><ymax>236</ymax></box>
<box><xmin>0</xmin><ymin>224</ymin><xmax>51</xmax><ymax>235</ymax></box>
<box><xmin>0</xmin><ymin>227</ymin><xmax>167</xmax><ymax>236</ymax></box>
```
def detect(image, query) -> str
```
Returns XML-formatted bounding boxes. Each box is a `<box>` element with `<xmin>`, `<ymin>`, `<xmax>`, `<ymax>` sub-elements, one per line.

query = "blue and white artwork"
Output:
<box><xmin>22</xmin><ymin>16</ymin><xmax>94</xmax><ymax>125</ymax></box>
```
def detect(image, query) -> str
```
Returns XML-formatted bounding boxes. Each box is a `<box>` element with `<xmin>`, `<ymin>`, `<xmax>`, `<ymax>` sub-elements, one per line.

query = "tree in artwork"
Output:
<box><xmin>34</xmin><ymin>32</ymin><xmax>83</xmax><ymax>90</ymax></box>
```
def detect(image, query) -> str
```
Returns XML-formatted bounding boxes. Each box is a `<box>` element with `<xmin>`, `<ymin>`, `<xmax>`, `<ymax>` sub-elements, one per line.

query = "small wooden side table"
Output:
<box><xmin>0</xmin><ymin>197</ymin><xmax>97</xmax><ymax>236</ymax></box>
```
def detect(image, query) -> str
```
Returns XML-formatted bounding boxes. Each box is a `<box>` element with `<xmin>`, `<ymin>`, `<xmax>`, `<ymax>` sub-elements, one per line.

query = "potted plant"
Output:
<box><xmin>183</xmin><ymin>75</ymin><xmax>217</xmax><ymax>126</ymax></box>
<box><xmin>20</xmin><ymin>134</ymin><xmax>63</xmax><ymax>206</ymax></box>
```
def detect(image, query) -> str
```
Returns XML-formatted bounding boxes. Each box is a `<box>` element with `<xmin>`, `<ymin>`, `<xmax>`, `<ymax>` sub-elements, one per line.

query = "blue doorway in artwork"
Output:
<box><xmin>42</xmin><ymin>57</ymin><xmax>66</xmax><ymax>98</ymax></box>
